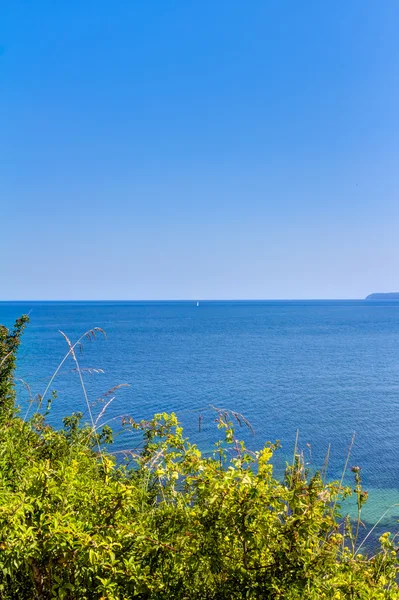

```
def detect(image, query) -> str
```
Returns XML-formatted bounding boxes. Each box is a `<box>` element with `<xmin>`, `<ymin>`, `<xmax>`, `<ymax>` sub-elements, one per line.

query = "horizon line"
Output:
<box><xmin>0</xmin><ymin>297</ymin><xmax>375</xmax><ymax>302</ymax></box>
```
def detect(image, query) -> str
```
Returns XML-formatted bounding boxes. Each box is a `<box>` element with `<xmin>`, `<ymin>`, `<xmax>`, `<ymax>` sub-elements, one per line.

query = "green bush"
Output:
<box><xmin>0</xmin><ymin>317</ymin><xmax>397</xmax><ymax>599</ymax></box>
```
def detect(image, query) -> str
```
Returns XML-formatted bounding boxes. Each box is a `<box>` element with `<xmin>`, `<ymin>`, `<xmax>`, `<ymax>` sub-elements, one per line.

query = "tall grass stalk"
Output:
<box><xmin>23</xmin><ymin>326</ymin><xmax>106</xmax><ymax>422</ymax></box>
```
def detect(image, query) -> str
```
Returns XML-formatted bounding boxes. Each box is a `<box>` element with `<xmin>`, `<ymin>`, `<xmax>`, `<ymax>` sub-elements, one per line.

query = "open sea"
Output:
<box><xmin>1</xmin><ymin>300</ymin><xmax>399</xmax><ymax>545</ymax></box>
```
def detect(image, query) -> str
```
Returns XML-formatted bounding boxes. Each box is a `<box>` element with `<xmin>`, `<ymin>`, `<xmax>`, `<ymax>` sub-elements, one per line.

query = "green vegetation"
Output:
<box><xmin>0</xmin><ymin>317</ymin><xmax>398</xmax><ymax>599</ymax></box>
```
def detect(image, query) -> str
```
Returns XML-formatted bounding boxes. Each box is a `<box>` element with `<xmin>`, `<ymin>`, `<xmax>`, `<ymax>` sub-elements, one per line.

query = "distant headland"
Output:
<box><xmin>365</xmin><ymin>292</ymin><xmax>399</xmax><ymax>300</ymax></box>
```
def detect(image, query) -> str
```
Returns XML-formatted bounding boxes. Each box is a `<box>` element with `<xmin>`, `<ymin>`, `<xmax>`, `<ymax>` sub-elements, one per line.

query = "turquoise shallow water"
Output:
<box><xmin>1</xmin><ymin>300</ymin><xmax>399</xmax><ymax>544</ymax></box>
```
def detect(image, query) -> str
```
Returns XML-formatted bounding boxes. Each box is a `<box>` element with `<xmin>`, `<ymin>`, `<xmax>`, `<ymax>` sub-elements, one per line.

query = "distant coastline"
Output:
<box><xmin>365</xmin><ymin>292</ymin><xmax>399</xmax><ymax>300</ymax></box>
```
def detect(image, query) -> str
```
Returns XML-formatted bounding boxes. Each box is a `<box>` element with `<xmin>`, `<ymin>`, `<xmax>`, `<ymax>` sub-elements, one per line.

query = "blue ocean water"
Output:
<box><xmin>1</xmin><ymin>300</ymin><xmax>399</xmax><ymax>539</ymax></box>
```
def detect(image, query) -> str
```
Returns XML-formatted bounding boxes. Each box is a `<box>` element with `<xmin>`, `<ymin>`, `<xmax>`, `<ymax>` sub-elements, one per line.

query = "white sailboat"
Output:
<box><xmin>196</xmin><ymin>301</ymin><xmax>200</xmax><ymax>307</ymax></box>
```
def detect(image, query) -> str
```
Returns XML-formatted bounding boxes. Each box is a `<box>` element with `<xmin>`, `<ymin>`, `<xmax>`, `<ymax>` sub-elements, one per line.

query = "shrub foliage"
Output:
<box><xmin>0</xmin><ymin>317</ymin><xmax>397</xmax><ymax>599</ymax></box>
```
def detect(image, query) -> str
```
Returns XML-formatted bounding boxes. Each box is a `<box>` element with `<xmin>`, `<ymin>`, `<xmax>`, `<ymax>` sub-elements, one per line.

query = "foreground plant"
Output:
<box><xmin>0</xmin><ymin>317</ymin><xmax>397</xmax><ymax>599</ymax></box>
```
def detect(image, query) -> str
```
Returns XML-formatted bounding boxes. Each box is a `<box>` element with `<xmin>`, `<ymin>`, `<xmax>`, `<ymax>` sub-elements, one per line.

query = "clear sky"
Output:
<box><xmin>2</xmin><ymin>1</ymin><xmax>398</xmax><ymax>300</ymax></box>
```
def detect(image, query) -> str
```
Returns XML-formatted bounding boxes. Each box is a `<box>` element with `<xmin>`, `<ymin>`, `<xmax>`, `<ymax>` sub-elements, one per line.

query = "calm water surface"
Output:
<box><xmin>1</xmin><ymin>300</ymin><xmax>399</xmax><ymax>538</ymax></box>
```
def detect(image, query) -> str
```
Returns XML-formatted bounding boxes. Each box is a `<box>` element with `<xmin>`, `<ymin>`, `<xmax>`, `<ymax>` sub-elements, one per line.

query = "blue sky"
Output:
<box><xmin>2</xmin><ymin>1</ymin><xmax>399</xmax><ymax>299</ymax></box>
